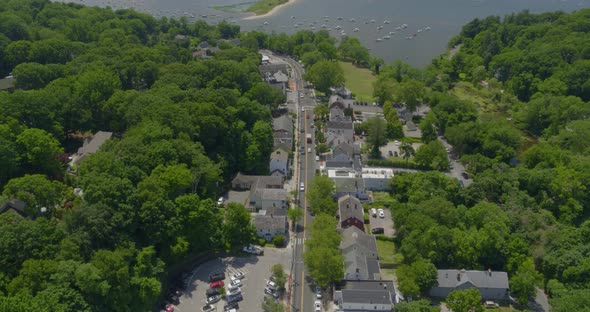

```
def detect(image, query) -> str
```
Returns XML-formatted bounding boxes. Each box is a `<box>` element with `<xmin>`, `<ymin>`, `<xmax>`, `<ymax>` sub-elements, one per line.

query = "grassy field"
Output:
<box><xmin>376</xmin><ymin>238</ymin><xmax>403</xmax><ymax>264</ymax></box>
<box><xmin>245</xmin><ymin>0</ymin><xmax>287</xmax><ymax>15</ymax></box>
<box><xmin>339</xmin><ymin>61</ymin><xmax>376</xmax><ymax>102</ymax></box>
<box><xmin>212</xmin><ymin>2</ymin><xmax>255</xmax><ymax>13</ymax></box>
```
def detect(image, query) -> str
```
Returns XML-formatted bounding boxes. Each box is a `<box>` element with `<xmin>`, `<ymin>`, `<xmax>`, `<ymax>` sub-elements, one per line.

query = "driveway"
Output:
<box><xmin>176</xmin><ymin>247</ymin><xmax>292</xmax><ymax>312</ymax></box>
<box><xmin>368</xmin><ymin>208</ymin><xmax>395</xmax><ymax>237</ymax></box>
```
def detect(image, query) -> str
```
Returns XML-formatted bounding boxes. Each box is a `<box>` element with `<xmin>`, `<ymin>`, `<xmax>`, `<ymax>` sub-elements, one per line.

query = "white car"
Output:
<box><xmin>230</xmin><ymin>279</ymin><xmax>242</xmax><ymax>287</ymax></box>
<box><xmin>394</xmin><ymin>140</ymin><xmax>400</xmax><ymax>146</ymax></box>
<box><xmin>314</xmin><ymin>300</ymin><xmax>322</xmax><ymax>312</ymax></box>
<box><xmin>266</xmin><ymin>280</ymin><xmax>277</xmax><ymax>290</ymax></box>
<box><xmin>301</xmin><ymin>107</ymin><xmax>305</xmax><ymax>112</ymax></box>
<box><xmin>378</xmin><ymin>208</ymin><xmax>385</xmax><ymax>218</ymax></box>
<box><xmin>232</xmin><ymin>272</ymin><xmax>245</xmax><ymax>280</ymax></box>
<box><xmin>242</xmin><ymin>244</ymin><xmax>263</xmax><ymax>255</ymax></box>
<box><xmin>300</xmin><ymin>182</ymin><xmax>305</xmax><ymax>192</ymax></box>
<box><xmin>315</xmin><ymin>286</ymin><xmax>322</xmax><ymax>299</ymax></box>
<box><xmin>217</xmin><ymin>197</ymin><xmax>224</xmax><ymax>205</ymax></box>
<box><xmin>300</xmin><ymin>94</ymin><xmax>304</xmax><ymax>98</ymax></box>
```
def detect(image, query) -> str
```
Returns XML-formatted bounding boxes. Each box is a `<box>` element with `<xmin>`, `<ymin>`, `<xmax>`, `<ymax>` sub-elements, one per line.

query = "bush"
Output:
<box><xmin>257</xmin><ymin>238</ymin><xmax>267</xmax><ymax>247</ymax></box>
<box><xmin>367</xmin><ymin>159</ymin><xmax>431</xmax><ymax>170</ymax></box>
<box><xmin>272</xmin><ymin>234</ymin><xmax>286</xmax><ymax>247</ymax></box>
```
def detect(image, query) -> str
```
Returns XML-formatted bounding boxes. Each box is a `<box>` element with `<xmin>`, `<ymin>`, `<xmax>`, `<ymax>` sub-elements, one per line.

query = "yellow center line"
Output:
<box><xmin>300</xmin><ymin>97</ymin><xmax>309</xmax><ymax>311</ymax></box>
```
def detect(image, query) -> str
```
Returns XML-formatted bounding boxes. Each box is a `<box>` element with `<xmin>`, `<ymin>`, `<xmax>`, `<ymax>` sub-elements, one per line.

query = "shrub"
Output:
<box><xmin>272</xmin><ymin>234</ymin><xmax>286</xmax><ymax>247</ymax></box>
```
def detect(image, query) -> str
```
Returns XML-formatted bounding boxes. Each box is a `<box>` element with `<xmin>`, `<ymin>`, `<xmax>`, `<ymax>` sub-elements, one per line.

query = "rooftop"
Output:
<box><xmin>273</xmin><ymin>115</ymin><xmax>293</xmax><ymax>133</ymax></box>
<box><xmin>253</xmin><ymin>215</ymin><xmax>287</xmax><ymax>231</ymax></box>
<box><xmin>362</xmin><ymin>168</ymin><xmax>394</xmax><ymax>179</ymax></box>
<box><xmin>327</xmin><ymin>120</ymin><xmax>354</xmax><ymax>130</ymax></box>
<box><xmin>340</xmin><ymin>226</ymin><xmax>377</xmax><ymax>254</ymax></box>
<box><xmin>436</xmin><ymin>269</ymin><xmax>509</xmax><ymax>289</ymax></box>
<box><xmin>341</xmin><ymin>289</ymin><xmax>391</xmax><ymax>305</ymax></box>
<box><xmin>260</xmin><ymin>188</ymin><xmax>288</xmax><ymax>201</ymax></box>
<box><xmin>338</xmin><ymin>194</ymin><xmax>363</xmax><ymax>221</ymax></box>
<box><xmin>271</xmin><ymin>148</ymin><xmax>289</xmax><ymax>161</ymax></box>
<box><xmin>328</xmin><ymin>169</ymin><xmax>356</xmax><ymax>178</ymax></box>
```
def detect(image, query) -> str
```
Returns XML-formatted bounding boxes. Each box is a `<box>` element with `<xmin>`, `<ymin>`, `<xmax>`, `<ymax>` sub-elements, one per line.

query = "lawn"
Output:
<box><xmin>339</xmin><ymin>61</ymin><xmax>376</xmax><ymax>102</ymax></box>
<box><xmin>376</xmin><ymin>238</ymin><xmax>402</xmax><ymax>264</ymax></box>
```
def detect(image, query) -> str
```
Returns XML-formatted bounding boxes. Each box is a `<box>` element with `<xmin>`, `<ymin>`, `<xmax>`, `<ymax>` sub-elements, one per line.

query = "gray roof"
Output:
<box><xmin>231</xmin><ymin>173</ymin><xmax>283</xmax><ymax>190</ymax></box>
<box><xmin>340</xmin><ymin>226</ymin><xmax>377</xmax><ymax>254</ymax></box>
<box><xmin>253</xmin><ymin>215</ymin><xmax>287</xmax><ymax>232</ymax></box>
<box><xmin>0</xmin><ymin>77</ymin><xmax>15</xmax><ymax>91</ymax></box>
<box><xmin>261</xmin><ymin>188</ymin><xmax>288</xmax><ymax>201</ymax></box>
<box><xmin>77</xmin><ymin>131</ymin><xmax>113</xmax><ymax>155</ymax></box>
<box><xmin>341</xmin><ymin>289</ymin><xmax>391</xmax><ymax>305</ymax></box>
<box><xmin>259</xmin><ymin>64</ymin><xmax>288</xmax><ymax>76</ymax></box>
<box><xmin>334</xmin><ymin>177</ymin><xmax>365</xmax><ymax>193</ymax></box>
<box><xmin>406</xmin><ymin>121</ymin><xmax>417</xmax><ymax>131</ymax></box>
<box><xmin>271</xmin><ymin>148</ymin><xmax>289</xmax><ymax>161</ymax></box>
<box><xmin>338</xmin><ymin>195</ymin><xmax>363</xmax><ymax>222</ymax></box>
<box><xmin>273</xmin><ymin>115</ymin><xmax>293</xmax><ymax>133</ymax></box>
<box><xmin>343</xmin><ymin>280</ymin><xmax>396</xmax><ymax>292</ymax></box>
<box><xmin>175</xmin><ymin>34</ymin><xmax>188</xmax><ymax>40</ymax></box>
<box><xmin>327</xmin><ymin>120</ymin><xmax>353</xmax><ymax>130</ymax></box>
<box><xmin>273</xmin><ymin>71</ymin><xmax>289</xmax><ymax>83</ymax></box>
<box><xmin>436</xmin><ymin>270</ymin><xmax>509</xmax><ymax>289</ymax></box>
<box><xmin>0</xmin><ymin>199</ymin><xmax>27</xmax><ymax>217</ymax></box>
<box><xmin>334</xmin><ymin>143</ymin><xmax>354</xmax><ymax>157</ymax></box>
<box><xmin>343</xmin><ymin>253</ymin><xmax>381</xmax><ymax>280</ymax></box>
<box><xmin>330</xmin><ymin>101</ymin><xmax>346</xmax><ymax>110</ymax></box>
<box><xmin>326</xmin><ymin>133</ymin><xmax>352</xmax><ymax>146</ymax></box>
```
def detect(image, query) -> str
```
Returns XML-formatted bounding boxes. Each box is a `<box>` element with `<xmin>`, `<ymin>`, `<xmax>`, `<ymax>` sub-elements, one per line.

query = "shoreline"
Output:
<box><xmin>242</xmin><ymin>0</ymin><xmax>299</xmax><ymax>20</ymax></box>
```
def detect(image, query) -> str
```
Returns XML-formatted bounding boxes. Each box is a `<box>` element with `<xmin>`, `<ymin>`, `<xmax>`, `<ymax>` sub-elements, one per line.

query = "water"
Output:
<box><xmin>60</xmin><ymin>0</ymin><xmax>588</xmax><ymax>67</ymax></box>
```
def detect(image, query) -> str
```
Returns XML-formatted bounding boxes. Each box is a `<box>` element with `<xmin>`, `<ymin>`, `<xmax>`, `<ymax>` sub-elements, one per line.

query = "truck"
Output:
<box><xmin>306</xmin><ymin>133</ymin><xmax>312</xmax><ymax>144</ymax></box>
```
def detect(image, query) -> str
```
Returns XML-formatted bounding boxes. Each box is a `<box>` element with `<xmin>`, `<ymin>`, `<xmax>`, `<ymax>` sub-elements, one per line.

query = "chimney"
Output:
<box><xmin>488</xmin><ymin>268</ymin><xmax>492</xmax><ymax>276</ymax></box>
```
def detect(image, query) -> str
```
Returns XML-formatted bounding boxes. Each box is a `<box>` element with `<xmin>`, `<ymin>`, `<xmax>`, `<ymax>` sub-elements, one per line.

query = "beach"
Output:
<box><xmin>242</xmin><ymin>0</ymin><xmax>300</xmax><ymax>20</ymax></box>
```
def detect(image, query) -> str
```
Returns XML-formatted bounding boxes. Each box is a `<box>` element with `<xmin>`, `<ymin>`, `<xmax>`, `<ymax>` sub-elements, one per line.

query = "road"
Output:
<box><xmin>266</xmin><ymin>51</ymin><xmax>318</xmax><ymax>312</ymax></box>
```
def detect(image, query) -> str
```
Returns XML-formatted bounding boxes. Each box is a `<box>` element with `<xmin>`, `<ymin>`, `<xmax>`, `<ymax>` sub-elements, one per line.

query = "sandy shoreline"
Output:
<box><xmin>242</xmin><ymin>0</ymin><xmax>300</xmax><ymax>20</ymax></box>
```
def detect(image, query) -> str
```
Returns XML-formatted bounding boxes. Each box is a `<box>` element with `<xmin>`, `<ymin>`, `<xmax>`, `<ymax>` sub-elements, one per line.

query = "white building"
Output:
<box><xmin>362</xmin><ymin>168</ymin><xmax>394</xmax><ymax>191</ymax></box>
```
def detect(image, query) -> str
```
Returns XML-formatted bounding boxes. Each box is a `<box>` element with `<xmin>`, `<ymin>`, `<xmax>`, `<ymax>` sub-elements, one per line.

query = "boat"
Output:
<box><xmin>376</xmin><ymin>38</ymin><xmax>382</xmax><ymax>42</ymax></box>
<box><xmin>349</xmin><ymin>18</ymin><xmax>356</xmax><ymax>22</ymax></box>
<box><xmin>389</xmin><ymin>31</ymin><xmax>396</xmax><ymax>35</ymax></box>
<box><xmin>290</xmin><ymin>16</ymin><xmax>295</xmax><ymax>19</ymax></box>
<box><xmin>377</xmin><ymin>25</ymin><xmax>383</xmax><ymax>30</ymax></box>
<box><xmin>321</xmin><ymin>24</ymin><xmax>327</xmax><ymax>28</ymax></box>
<box><xmin>405</xmin><ymin>36</ymin><xmax>412</xmax><ymax>40</ymax></box>
<box><xmin>370</xmin><ymin>19</ymin><xmax>376</xmax><ymax>23</ymax></box>
<box><xmin>383</xmin><ymin>35</ymin><xmax>391</xmax><ymax>39</ymax></box>
<box><xmin>335</xmin><ymin>25</ymin><xmax>342</xmax><ymax>30</ymax></box>
<box><xmin>425</xmin><ymin>26</ymin><xmax>432</xmax><ymax>30</ymax></box>
<box><xmin>417</xmin><ymin>29</ymin><xmax>422</xmax><ymax>33</ymax></box>
<box><xmin>263</xmin><ymin>21</ymin><xmax>269</xmax><ymax>25</ymax></box>
<box><xmin>353</xmin><ymin>27</ymin><xmax>359</xmax><ymax>32</ymax></box>
<box><xmin>337</xmin><ymin>16</ymin><xmax>343</xmax><ymax>20</ymax></box>
<box><xmin>384</xmin><ymin>20</ymin><xmax>391</xmax><ymax>24</ymax></box>
<box><xmin>402</xmin><ymin>23</ymin><xmax>408</xmax><ymax>28</ymax></box>
<box><xmin>341</xmin><ymin>33</ymin><xmax>347</xmax><ymax>37</ymax></box>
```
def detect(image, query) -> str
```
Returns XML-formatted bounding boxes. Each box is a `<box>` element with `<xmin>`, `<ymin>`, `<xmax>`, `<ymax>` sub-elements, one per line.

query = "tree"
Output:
<box><xmin>510</xmin><ymin>258</ymin><xmax>541</xmax><ymax>306</ymax></box>
<box><xmin>393</xmin><ymin>299</ymin><xmax>439</xmax><ymax>312</ymax></box>
<box><xmin>400</xmin><ymin>142</ymin><xmax>416</xmax><ymax>165</ymax></box>
<box><xmin>222</xmin><ymin>203</ymin><xmax>256</xmax><ymax>250</ymax></box>
<box><xmin>287</xmin><ymin>206</ymin><xmax>304</xmax><ymax>229</ymax></box>
<box><xmin>304</xmin><ymin>61</ymin><xmax>345</xmax><ymax>94</ymax></box>
<box><xmin>261</xmin><ymin>297</ymin><xmax>285</xmax><ymax>312</ymax></box>
<box><xmin>271</xmin><ymin>264</ymin><xmax>287</xmax><ymax>290</ymax></box>
<box><xmin>16</xmin><ymin>128</ymin><xmax>63</xmax><ymax>175</ymax></box>
<box><xmin>365</xmin><ymin>117</ymin><xmax>388</xmax><ymax>158</ymax></box>
<box><xmin>3</xmin><ymin>174</ymin><xmax>68</xmax><ymax>216</ymax></box>
<box><xmin>12</xmin><ymin>62</ymin><xmax>55</xmax><ymax>90</ymax></box>
<box><xmin>446</xmin><ymin>288</ymin><xmax>484</xmax><ymax>312</ymax></box>
<box><xmin>420</xmin><ymin>112</ymin><xmax>439</xmax><ymax>143</ymax></box>
<box><xmin>306</xmin><ymin>176</ymin><xmax>337</xmax><ymax>215</ymax></box>
<box><xmin>397</xmin><ymin>259</ymin><xmax>437</xmax><ymax>297</ymax></box>
<box><xmin>415</xmin><ymin>140</ymin><xmax>449</xmax><ymax>171</ymax></box>
<box><xmin>338</xmin><ymin>37</ymin><xmax>370</xmax><ymax>66</ymax></box>
<box><xmin>246</xmin><ymin>82</ymin><xmax>286</xmax><ymax>110</ymax></box>
<box><xmin>304</xmin><ymin>246</ymin><xmax>343</xmax><ymax>288</ymax></box>
<box><xmin>396</xmin><ymin>79</ymin><xmax>425</xmax><ymax>112</ymax></box>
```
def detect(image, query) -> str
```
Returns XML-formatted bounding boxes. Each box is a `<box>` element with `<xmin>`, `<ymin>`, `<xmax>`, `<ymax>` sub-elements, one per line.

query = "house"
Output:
<box><xmin>0</xmin><ymin>77</ymin><xmax>15</xmax><ymax>92</ymax></box>
<box><xmin>231</xmin><ymin>173</ymin><xmax>283</xmax><ymax>190</ymax></box>
<box><xmin>331</xmin><ymin>85</ymin><xmax>353</xmax><ymax>99</ymax></box>
<box><xmin>326</xmin><ymin>120</ymin><xmax>354</xmax><ymax>143</ymax></box>
<box><xmin>259</xmin><ymin>64</ymin><xmax>289</xmax><ymax>78</ymax></box>
<box><xmin>362</xmin><ymin>168</ymin><xmax>394</xmax><ymax>191</ymax></box>
<box><xmin>329</xmin><ymin>101</ymin><xmax>348</xmax><ymax>121</ymax></box>
<box><xmin>329</xmin><ymin>94</ymin><xmax>354</xmax><ymax>108</ymax></box>
<box><xmin>333</xmin><ymin>143</ymin><xmax>357</xmax><ymax>157</ymax></box>
<box><xmin>331</xmin><ymin>175</ymin><xmax>369</xmax><ymax>201</ymax></box>
<box><xmin>174</xmin><ymin>34</ymin><xmax>188</xmax><ymax>41</ymax></box>
<box><xmin>334</xmin><ymin>280</ymin><xmax>397</xmax><ymax>312</ymax></box>
<box><xmin>253</xmin><ymin>213</ymin><xmax>287</xmax><ymax>241</ymax></box>
<box><xmin>249</xmin><ymin>186</ymin><xmax>289</xmax><ymax>211</ymax></box>
<box><xmin>72</xmin><ymin>131</ymin><xmax>113</xmax><ymax>166</ymax></box>
<box><xmin>341</xmin><ymin>226</ymin><xmax>378</xmax><ymax>261</ymax></box>
<box><xmin>429</xmin><ymin>269</ymin><xmax>510</xmax><ymax>302</ymax></box>
<box><xmin>325</xmin><ymin>153</ymin><xmax>354</xmax><ymax>170</ymax></box>
<box><xmin>269</xmin><ymin>148</ymin><xmax>289</xmax><ymax>178</ymax></box>
<box><xmin>340</xmin><ymin>227</ymin><xmax>379</xmax><ymax>280</ymax></box>
<box><xmin>338</xmin><ymin>195</ymin><xmax>364</xmax><ymax>231</ymax></box>
<box><xmin>0</xmin><ymin>199</ymin><xmax>27</xmax><ymax>218</ymax></box>
<box><xmin>261</xmin><ymin>54</ymin><xmax>270</xmax><ymax>64</ymax></box>
<box><xmin>273</xmin><ymin>115</ymin><xmax>293</xmax><ymax>150</ymax></box>
<box><xmin>326</xmin><ymin>132</ymin><xmax>353</xmax><ymax>148</ymax></box>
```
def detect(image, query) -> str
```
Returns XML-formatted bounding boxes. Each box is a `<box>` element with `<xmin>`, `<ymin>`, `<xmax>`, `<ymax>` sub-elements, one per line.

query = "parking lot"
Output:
<box><xmin>368</xmin><ymin>208</ymin><xmax>395</xmax><ymax>238</ymax></box>
<box><xmin>175</xmin><ymin>247</ymin><xmax>292</xmax><ymax>312</ymax></box>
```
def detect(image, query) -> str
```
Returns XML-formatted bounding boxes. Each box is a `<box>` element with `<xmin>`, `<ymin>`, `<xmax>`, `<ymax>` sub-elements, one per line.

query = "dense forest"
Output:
<box><xmin>1</xmin><ymin>0</ymin><xmax>590</xmax><ymax>310</ymax></box>
<box><xmin>385</xmin><ymin>9</ymin><xmax>590</xmax><ymax>312</ymax></box>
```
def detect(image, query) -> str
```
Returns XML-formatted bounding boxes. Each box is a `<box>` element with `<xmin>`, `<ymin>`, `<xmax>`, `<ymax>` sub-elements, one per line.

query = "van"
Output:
<box><xmin>370</xmin><ymin>208</ymin><xmax>377</xmax><ymax>217</ymax></box>
<box><xmin>308</xmin><ymin>147</ymin><xmax>311</xmax><ymax>153</ymax></box>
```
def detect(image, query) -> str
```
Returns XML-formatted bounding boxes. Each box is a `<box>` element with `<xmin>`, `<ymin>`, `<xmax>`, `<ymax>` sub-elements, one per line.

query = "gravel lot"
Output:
<box><xmin>174</xmin><ymin>247</ymin><xmax>292</xmax><ymax>312</ymax></box>
<box><xmin>368</xmin><ymin>208</ymin><xmax>395</xmax><ymax>238</ymax></box>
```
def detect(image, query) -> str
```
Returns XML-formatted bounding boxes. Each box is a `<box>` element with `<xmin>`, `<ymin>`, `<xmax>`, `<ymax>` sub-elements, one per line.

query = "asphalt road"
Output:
<box><xmin>268</xmin><ymin>51</ymin><xmax>318</xmax><ymax>312</ymax></box>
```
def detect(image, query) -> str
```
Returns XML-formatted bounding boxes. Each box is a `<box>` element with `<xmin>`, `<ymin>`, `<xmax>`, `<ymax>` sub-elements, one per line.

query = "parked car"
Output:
<box><xmin>209</xmin><ymin>272</ymin><xmax>225</xmax><ymax>282</ymax></box>
<box><xmin>388</xmin><ymin>150</ymin><xmax>393</xmax><ymax>156</ymax></box>
<box><xmin>315</xmin><ymin>286</ymin><xmax>322</xmax><ymax>299</ymax></box>
<box><xmin>202</xmin><ymin>304</ymin><xmax>216</xmax><ymax>312</ymax></box>
<box><xmin>224</xmin><ymin>302</ymin><xmax>239</xmax><ymax>311</ymax></box>
<box><xmin>449</xmin><ymin>163</ymin><xmax>454</xmax><ymax>169</ymax></box>
<box><xmin>228</xmin><ymin>287</ymin><xmax>241</xmax><ymax>295</ymax></box>
<box><xmin>207</xmin><ymin>295</ymin><xmax>221</xmax><ymax>304</ymax></box>
<box><xmin>226</xmin><ymin>293</ymin><xmax>243</xmax><ymax>303</ymax></box>
<box><xmin>378</xmin><ymin>208</ymin><xmax>385</xmax><ymax>218</ymax></box>
<box><xmin>370</xmin><ymin>208</ymin><xmax>377</xmax><ymax>217</ymax></box>
<box><xmin>266</xmin><ymin>280</ymin><xmax>278</xmax><ymax>290</ymax></box>
<box><xmin>314</xmin><ymin>300</ymin><xmax>322</xmax><ymax>312</ymax></box>
<box><xmin>461</xmin><ymin>172</ymin><xmax>469</xmax><ymax>179</ymax></box>
<box><xmin>230</xmin><ymin>279</ymin><xmax>242</xmax><ymax>288</ymax></box>
<box><xmin>265</xmin><ymin>287</ymin><xmax>279</xmax><ymax>299</ymax></box>
<box><xmin>217</xmin><ymin>197</ymin><xmax>224</xmax><ymax>205</ymax></box>
<box><xmin>371</xmin><ymin>227</ymin><xmax>385</xmax><ymax>234</ymax></box>
<box><xmin>394</xmin><ymin>140</ymin><xmax>400</xmax><ymax>146</ymax></box>
<box><xmin>242</xmin><ymin>244</ymin><xmax>263</xmax><ymax>255</ymax></box>
<box><xmin>232</xmin><ymin>272</ymin><xmax>245</xmax><ymax>280</ymax></box>
<box><xmin>164</xmin><ymin>304</ymin><xmax>174</xmax><ymax>312</ymax></box>
<box><xmin>300</xmin><ymin>182</ymin><xmax>305</xmax><ymax>192</ymax></box>
<box><xmin>209</xmin><ymin>281</ymin><xmax>224</xmax><ymax>288</ymax></box>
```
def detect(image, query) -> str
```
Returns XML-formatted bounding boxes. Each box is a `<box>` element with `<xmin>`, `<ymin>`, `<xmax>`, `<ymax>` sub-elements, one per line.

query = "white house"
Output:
<box><xmin>334</xmin><ymin>280</ymin><xmax>397</xmax><ymax>312</ymax></box>
<box><xmin>270</xmin><ymin>148</ymin><xmax>289</xmax><ymax>178</ymax></box>
<box><xmin>253</xmin><ymin>213</ymin><xmax>287</xmax><ymax>241</ymax></box>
